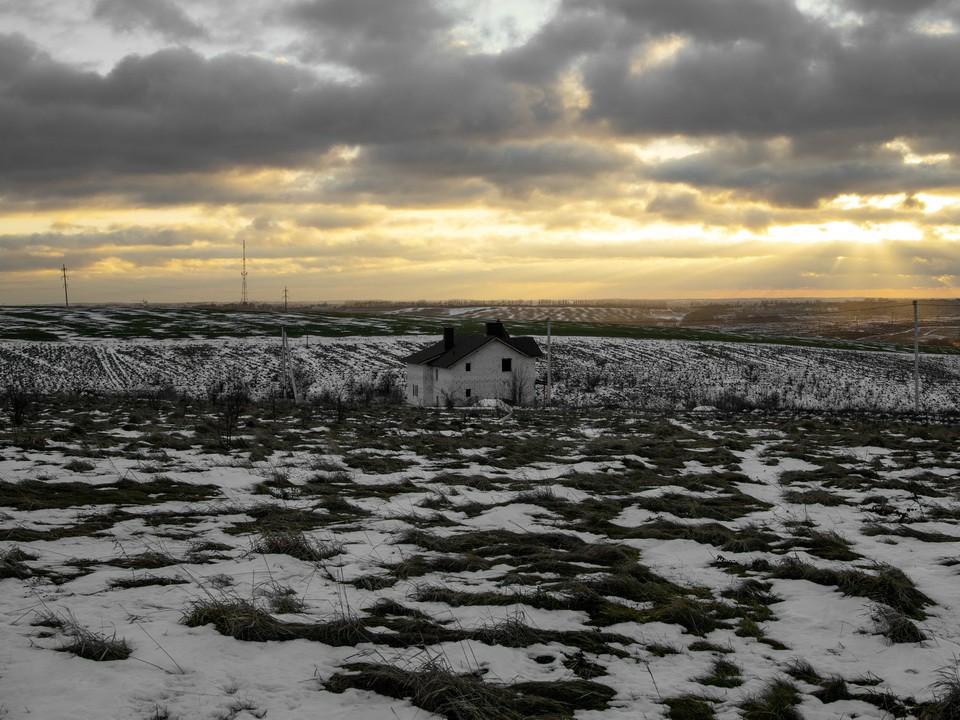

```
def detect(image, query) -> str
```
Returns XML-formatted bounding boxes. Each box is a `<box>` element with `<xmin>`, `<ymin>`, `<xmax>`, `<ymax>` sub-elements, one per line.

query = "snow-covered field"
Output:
<box><xmin>2</xmin><ymin>307</ymin><xmax>960</xmax><ymax>718</ymax></box>
<box><xmin>2</xmin><ymin>402</ymin><xmax>959</xmax><ymax>719</ymax></box>
<box><xmin>4</xmin><ymin>303</ymin><xmax>960</xmax><ymax>412</ymax></box>
<box><xmin>3</xmin><ymin>333</ymin><xmax>960</xmax><ymax>412</ymax></box>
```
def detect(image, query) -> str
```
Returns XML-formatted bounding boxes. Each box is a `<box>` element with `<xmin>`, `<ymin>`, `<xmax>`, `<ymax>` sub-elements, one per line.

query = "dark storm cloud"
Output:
<box><xmin>564</xmin><ymin>0</ymin><xmax>960</xmax><ymax>148</ymax></box>
<box><xmin>3</xmin><ymin>0</ymin><xmax>960</xmax><ymax>214</ymax></box>
<box><xmin>93</xmin><ymin>0</ymin><xmax>206</xmax><ymax>40</ymax></box>
<box><xmin>0</xmin><ymin>226</ymin><xmax>223</xmax><ymax>272</ymax></box>
<box><xmin>646</xmin><ymin>148</ymin><xmax>960</xmax><ymax>207</ymax></box>
<box><xmin>579</xmin><ymin>6</ymin><xmax>960</xmax><ymax>142</ymax></box>
<box><xmin>493</xmin><ymin>0</ymin><xmax>960</xmax><ymax>204</ymax></box>
<box><xmin>0</xmin><ymin>28</ymin><xmax>548</xmax><ymax>197</ymax></box>
<box><xmin>497</xmin><ymin>4</ymin><xmax>611</xmax><ymax>83</ymax></box>
<box><xmin>843</xmin><ymin>0</ymin><xmax>951</xmax><ymax>16</ymax></box>
<box><xmin>0</xmin><ymin>36</ymin><xmax>314</xmax><ymax>182</ymax></box>
<box><xmin>367</xmin><ymin>140</ymin><xmax>628</xmax><ymax>190</ymax></box>
<box><xmin>284</xmin><ymin>0</ymin><xmax>453</xmax><ymax>68</ymax></box>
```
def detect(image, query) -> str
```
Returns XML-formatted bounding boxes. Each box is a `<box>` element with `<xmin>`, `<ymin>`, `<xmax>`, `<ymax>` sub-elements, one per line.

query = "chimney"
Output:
<box><xmin>485</xmin><ymin>321</ymin><xmax>508</xmax><ymax>339</ymax></box>
<box><xmin>443</xmin><ymin>326</ymin><xmax>455</xmax><ymax>351</ymax></box>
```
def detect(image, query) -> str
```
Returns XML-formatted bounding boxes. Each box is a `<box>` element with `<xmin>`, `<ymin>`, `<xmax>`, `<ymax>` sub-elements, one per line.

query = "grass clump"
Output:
<box><xmin>862</xmin><ymin>523</ymin><xmax>960</xmax><ymax>544</ymax></box>
<box><xmin>663</xmin><ymin>694</ymin><xmax>717</xmax><ymax>719</ymax></box>
<box><xmin>227</xmin><ymin>502</ymin><xmax>349</xmax><ymax>534</ymax></box>
<box><xmin>780</xmin><ymin>528</ymin><xmax>860</xmax><ymax>561</ymax></box>
<box><xmin>110</xmin><ymin>551</ymin><xmax>179</xmax><ymax>570</ymax></box>
<box><xmin>0</xmin><ymin>477</ymin><xmax>219</xmax><ymax>510</ymax></box>
<box><xmin>31</xmin><ymin>611</ymin><xmax>66</xmax><ymax>628</ymax></box>
<box><xmin>688</xmin><ymin>640</ymin><xmax>733</xmax><ymax>653</ymax></box>
<box><xmin>563</xmin><ymin>651</ymin><xmax>606</xmax><ymax>679</ymax></box>
<box><xmin>56</xmin><ymin>622</ymin><xmax>132</xmax><ymax>661</ymax></box>
<box><xmin>871</xmin><ymin>604</ymin><xmax>927</xmax><ymax>644</ymax></box>
<box><xmin>182</xmin><ymin>599</ymin><xmax>292</xmax><ymax>641</ymax></box>
<box><xmin>110</xmin><ymin>573</ymin><xmax>188</xmax><ymax>589</ymax></box>
<box><xmin>812</xmin><ymin>675</ymin><xmax>854</xmax><ymax>704</ymax></box>
<box><xmin>612</xmin><ymin>520</ymin><xmax>776</xmax><ymax>553</ymax></box>
<box><xmin>648</xmin><ymin>597</ymin><xmax>725</xmax><ymax>637</ymax></box>
<box><xmin>696</xmin><ymin>658</ymin><xmax>742</xmax><ymax>688</ymax></box>
<box><xmin>264</xmin><ymin>585</ymin><xmax>306</xmax><ymax>614</ymax></box>
<box><xmin>759</xmin><ymin>557</ymin><xmax>934</xmax><ymax>620</ymax></box>
<box><xmin>783</xmin><ymin>658</ymin><xmax>822</xmax><ymax>685</ymax></box>
<box><xmin>781</xmin><ymin>488</ymin><xmax>847</xmax><ymax>506</ymax></box>
<box><xmin>739</xmin><ymin>678</ymin><xmax>803</xmax><ymax>720</ymax></box>
<box><xmin>325</xmin><ymin>659</ymin><xmax>616</xmax><ymax>720</ymax></box>
<box><xmin>632</xmin><ymin>490</ymin><xmax>772</xmax><ymax>521</ymax></box>
<box><xmin>253</xmin><ymin>530</ymin><xmax>342</xmax><ymax>562</ymax></box>
<box><xmin>646</xmin><ymin>642</ymin><xmax>681</xmax><ymax>657</ymax></box>
<box><xmin>1</xmin><ymin>546</ymin><xmax>37</xmax><ymax>580</ymax></box>
<box><xmin>919</xmin><ymin>663</ymin><xmax>960</xmax><ymax>720</ymax></box>
<box><xmin>343</xmin><ymin>452</ymin><xmax>413</xmax><ymax>474</ymax></box>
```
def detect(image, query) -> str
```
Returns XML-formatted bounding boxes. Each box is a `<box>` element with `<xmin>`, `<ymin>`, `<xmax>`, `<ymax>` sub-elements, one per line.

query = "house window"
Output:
<box><xmin>465</xmin><ymin>362</ymin><xmax>471</xmax><ymax>372</ymax></box>
<box><xmin>465</xmin><ymin>389</ymin><xmax>472</xmax><ymax>398</ymax></box>
<box><xmin>501</xmin><ymin>358</ymin><xmax>512</xmax><ymax>372</ymax></box>
<box><xmin>412</xmin><ymin>385</ymin><xmax>419</xmax><ymax>397</ymax></box>
<box><xmin>435</xmin><ymin>369</ymin><xmax>439</xmax><ymax>380</ymax></box>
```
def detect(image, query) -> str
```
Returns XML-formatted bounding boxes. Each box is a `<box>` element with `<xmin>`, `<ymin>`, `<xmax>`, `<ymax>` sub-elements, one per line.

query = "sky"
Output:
<box><xmin>2</xmin><ymin>0</ymin><xmax>960</xmax><ymax>304</ymax></box>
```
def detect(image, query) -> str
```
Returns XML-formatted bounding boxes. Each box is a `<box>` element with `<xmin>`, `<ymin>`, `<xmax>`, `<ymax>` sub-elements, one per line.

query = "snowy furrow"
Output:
<box><xmin>3</xmin><ymin>335</ymin><xmax>960</xmax><ymax>411</ymax></box>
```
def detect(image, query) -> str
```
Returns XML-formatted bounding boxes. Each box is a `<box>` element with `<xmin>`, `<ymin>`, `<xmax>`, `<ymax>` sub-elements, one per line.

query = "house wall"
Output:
<box><xmin>436</xmin><ymin>340</ymin><xmax>537</xmax><ymax>406</ymax></box>
<box><xmin>405</xmin><ymin>363</ymin><xmax>437</xmax><ymax>406</ymax></box>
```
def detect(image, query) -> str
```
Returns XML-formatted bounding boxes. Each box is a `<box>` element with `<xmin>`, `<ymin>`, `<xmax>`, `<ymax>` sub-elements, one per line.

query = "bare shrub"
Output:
<box><xmin>4</xmin><ymin>381</ymin><xmax>35</xmax><ymax>427</ymax></box>
<box><xmin>206</xmin><ymin>377</ymin><xmax>250</xmax><ymax>448</ymax></box>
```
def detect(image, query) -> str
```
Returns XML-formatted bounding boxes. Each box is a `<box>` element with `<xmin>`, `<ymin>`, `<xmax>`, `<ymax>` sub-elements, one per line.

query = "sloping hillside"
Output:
<box><xmin>2</xmin><ymin>306</ymin><xmax>959</xmax><ymax>411</ymax></box>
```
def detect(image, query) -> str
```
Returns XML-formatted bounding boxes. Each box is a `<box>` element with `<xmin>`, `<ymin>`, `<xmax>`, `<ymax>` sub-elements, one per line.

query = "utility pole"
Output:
<box><xmin>241</xmin><ymin>238</ymin><xmax>248</xmax><ymax>306</ymax></box>
<box><xmin>913</xmin><ymin>299</ymin><xmax>920</xmax><ymax>413</ymax></box>
<box><xmin>281</xmin><ymin>327</ymin><xmax>300</xmax><ymax>404</ymax></box>
<box><xmin>61</xmin><ymin>264</ymin><xmax>69</xmax><ymax>307</ymax></box>
<box><xmin>283</xmin><ymin>286</ymin><xmax>288</xmax><ymax>312</ymax></box>
<box><xmin>546</xmin><ymin>318</ymin><xmax>552</xmax><ymax>406</ymax></box>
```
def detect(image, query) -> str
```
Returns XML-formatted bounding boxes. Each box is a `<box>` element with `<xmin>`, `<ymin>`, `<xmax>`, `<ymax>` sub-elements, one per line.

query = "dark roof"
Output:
<box><xmin>403</xmin><ymin>334</ymin><xmax>543</xmax><ymax>368</ymax></box>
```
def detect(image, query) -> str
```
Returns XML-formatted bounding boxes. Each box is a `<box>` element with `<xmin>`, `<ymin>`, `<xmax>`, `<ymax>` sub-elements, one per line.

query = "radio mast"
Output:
<box><xmin>241</xmin><ymin>238</ymin><xmax>248</xmax><ymax>306</ymax></box>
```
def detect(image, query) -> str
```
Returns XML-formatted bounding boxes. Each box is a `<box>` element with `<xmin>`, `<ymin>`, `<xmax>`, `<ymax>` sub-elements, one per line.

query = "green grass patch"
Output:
<box><xmin>739</xmin><ymin>679</ymin><xmax>803</xmax><ymax>720</ymax></box>
<box><xmin>696</xmin><ymin>658</ymin><xmax>742</xmax><ymax>688</ymax></box>
<box><xmin>663</xmin><ymin>695</ymin><xmax>718</xmax><ymax>720</ymax></box>
<box><xmin>325</xmin><ymin>660</ymin><xmax>616</xmax><ymax>720</ymax></box>
<box><xmin>0</xmin><ymin>477</ymin><xmax>219</xmax><ymax>510</ymax></box>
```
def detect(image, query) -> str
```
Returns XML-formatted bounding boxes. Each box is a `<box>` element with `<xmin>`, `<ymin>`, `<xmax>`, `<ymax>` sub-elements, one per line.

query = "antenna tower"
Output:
<box><xmin>241</xmin><ymin>238</ymin><xmax>248</xmax><ymax>306</ymax></box>
<box><xmin>61</xmin><ymin>264</ymin><xmax>69</xmax><ymax>308</ymax></box>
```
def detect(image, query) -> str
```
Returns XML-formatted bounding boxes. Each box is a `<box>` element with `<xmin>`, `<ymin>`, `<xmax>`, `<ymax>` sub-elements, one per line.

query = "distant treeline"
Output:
<box><xmin>335</xmin><ymin>298</ymin><xmax>956</xmax><ymax>310</ymax></box>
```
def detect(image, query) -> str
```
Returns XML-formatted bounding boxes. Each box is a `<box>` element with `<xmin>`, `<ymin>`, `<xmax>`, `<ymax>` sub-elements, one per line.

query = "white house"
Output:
<box><xmin>403</xmin><ymin>321</ymin><xmax>543</xmax><ymax>407</ymax></box>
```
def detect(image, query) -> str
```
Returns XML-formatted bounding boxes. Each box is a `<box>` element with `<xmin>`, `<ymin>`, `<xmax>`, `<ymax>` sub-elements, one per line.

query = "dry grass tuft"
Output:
<box><xmin>871</xmin><ymin>604</ymin><xmax>927</xmax><ymax>644</ymax></box>
<box><xmin>56</xmin><ymin>620</ymin><xmax>132</xmax><ymax>661</ymax></box>
<box><xmin>739</xmin><ymin>678</ymin><xmax>803</xmax><ymax>720</ymax></box>
<box><xmin>253</xmin><ymin>529</ymin><xmax>342</xmax><ymax>562</ymax></box>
